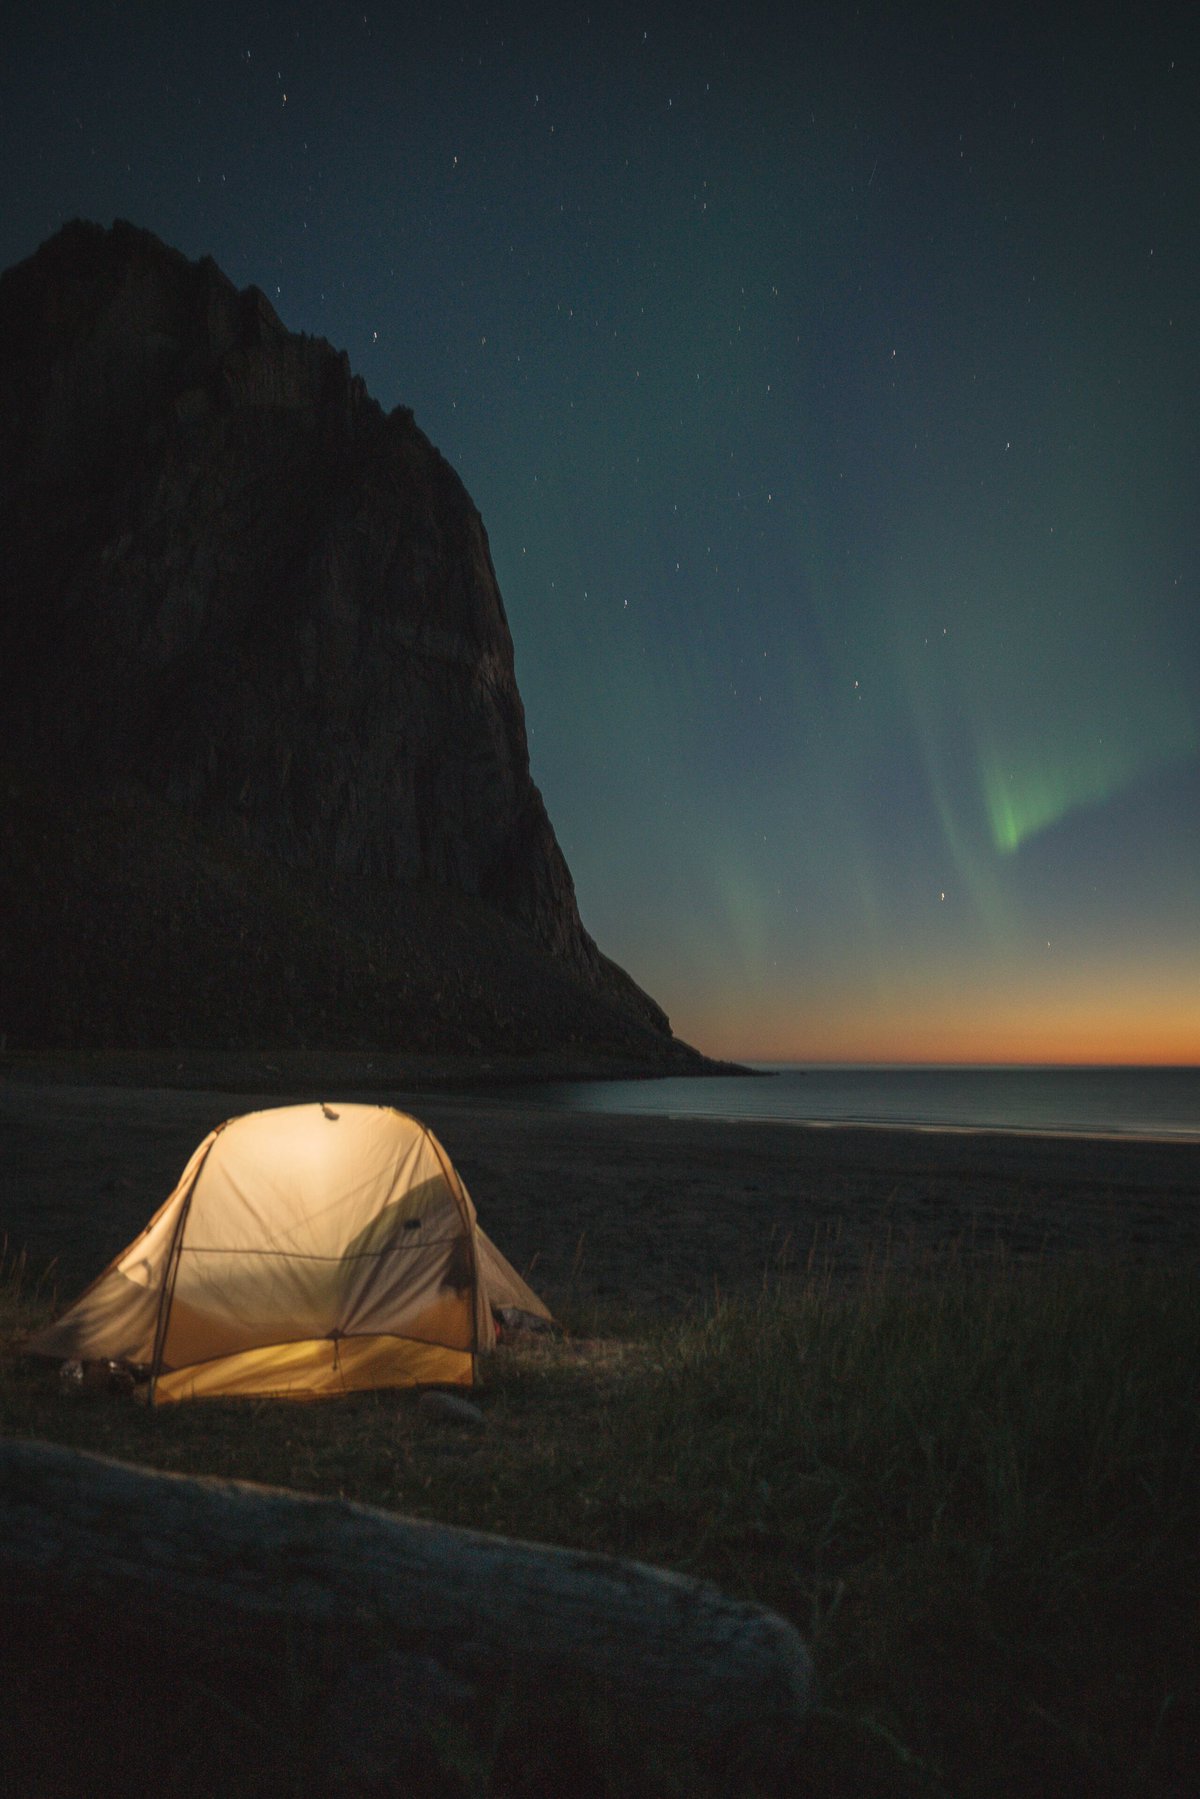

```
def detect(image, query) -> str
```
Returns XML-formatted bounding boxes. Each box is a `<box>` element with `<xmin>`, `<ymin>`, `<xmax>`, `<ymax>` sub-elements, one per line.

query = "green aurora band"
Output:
<box><xmin>981</xmin><ymin>721</ymin><xmax>1198</xmax><ymax>854</ymax></box>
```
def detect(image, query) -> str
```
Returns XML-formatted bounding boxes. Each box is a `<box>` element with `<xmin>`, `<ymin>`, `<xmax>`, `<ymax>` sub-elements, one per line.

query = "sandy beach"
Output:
<box><xmin>3</xmin><ymin>1074</ymin><xmax>1197</xmax><ymax>1314</ymax></box>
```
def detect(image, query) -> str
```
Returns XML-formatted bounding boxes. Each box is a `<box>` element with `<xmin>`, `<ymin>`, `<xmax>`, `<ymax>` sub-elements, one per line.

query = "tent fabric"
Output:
<box><xmin>26</xmin><ymin>1103</ymin><xmax>553</xmax><ymax>1404</ymax></box>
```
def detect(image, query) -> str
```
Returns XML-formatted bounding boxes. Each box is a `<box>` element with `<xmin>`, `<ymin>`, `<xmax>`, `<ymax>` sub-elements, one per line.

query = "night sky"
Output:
<box><xmin>3</xmin><ymin>3</ymin><xmax>1197</xmax><ymax>1064</ymax></box>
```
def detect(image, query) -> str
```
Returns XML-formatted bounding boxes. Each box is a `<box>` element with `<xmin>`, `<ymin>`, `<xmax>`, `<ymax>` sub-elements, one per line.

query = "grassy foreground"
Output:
<box><xmin>2</xmin><ymin>1247</ymin><xmax>1197</xmax><ymax>1796</ymax></box>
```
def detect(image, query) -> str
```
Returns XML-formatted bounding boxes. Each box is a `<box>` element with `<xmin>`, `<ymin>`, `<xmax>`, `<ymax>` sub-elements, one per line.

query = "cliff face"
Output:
<box><xmin>0</xmin><ymin>220</ymin><xmax>676</xmax><ymax>1057</ymax></box>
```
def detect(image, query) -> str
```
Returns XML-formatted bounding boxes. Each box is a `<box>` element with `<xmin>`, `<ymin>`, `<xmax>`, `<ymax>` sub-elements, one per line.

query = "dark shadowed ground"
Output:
<box><xmin>3</xmin><ymin>1061</ymin><xmax>1196</xmax><ymax>1313</ymax></box>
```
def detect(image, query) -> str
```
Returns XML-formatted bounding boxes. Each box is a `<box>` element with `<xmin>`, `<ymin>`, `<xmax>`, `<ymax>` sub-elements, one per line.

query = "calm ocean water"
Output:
<box><xmin>525</xmin><ymin>1066</ymin><xmax>1200</xmax><ymax>1141</ymax></box>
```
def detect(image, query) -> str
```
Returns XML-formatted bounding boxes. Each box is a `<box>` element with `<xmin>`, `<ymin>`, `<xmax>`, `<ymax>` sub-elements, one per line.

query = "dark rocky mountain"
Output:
<box><xmin>0</xmin><ymin>220</ymin><xmax>702</xmax><ymax>1067</ymax></box>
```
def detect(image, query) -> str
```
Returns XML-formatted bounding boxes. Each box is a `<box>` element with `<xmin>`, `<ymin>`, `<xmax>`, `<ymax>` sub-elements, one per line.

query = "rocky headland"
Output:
<box><xmin>0</xmin><ymin>220</ymin><xmax>712</xmax><ymax>1071</ymax></box>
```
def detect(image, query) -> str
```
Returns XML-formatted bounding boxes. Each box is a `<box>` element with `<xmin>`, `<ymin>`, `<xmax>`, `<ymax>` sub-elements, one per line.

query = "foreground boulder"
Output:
<box><xmin>0</xmin><ymin>1440</ymin><xmax>812</xmax><ymax>1795</ymax></box>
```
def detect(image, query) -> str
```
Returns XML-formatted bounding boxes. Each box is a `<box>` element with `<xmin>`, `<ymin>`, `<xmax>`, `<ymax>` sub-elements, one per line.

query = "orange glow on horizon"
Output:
<box><xmin>678</xmin><ymin>978</ymin><xmax>1200</xmax><ymax>1068</ymax></box>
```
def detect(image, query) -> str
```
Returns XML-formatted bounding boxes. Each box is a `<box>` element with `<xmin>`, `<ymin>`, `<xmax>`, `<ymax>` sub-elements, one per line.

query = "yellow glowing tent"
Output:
<box><xmin>27</xmin><ymin>1102</ymin><xmax>553</xmax><ymax>1405</ymax></box>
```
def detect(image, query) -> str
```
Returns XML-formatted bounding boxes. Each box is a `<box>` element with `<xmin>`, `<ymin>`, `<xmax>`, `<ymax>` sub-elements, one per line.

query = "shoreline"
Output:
<box><xmin>0</xmin><ymin>1045</ymin><xmax>754</xmax><ymax>1097</ymax></box>
<box><xmin>660</xmin><ymin>1110</ymin><xmax>1200</xmax><ymax>1146</ymax></box>
<box><xmin>3</xmin><ymin>1075</ymin><xmax>1197</xmax><ymax>1315</ymax></box>
<box><xmin>4</xmin><ymin>1051</ymin><xmax>1193</xmax><ymax>1140</ymax></box>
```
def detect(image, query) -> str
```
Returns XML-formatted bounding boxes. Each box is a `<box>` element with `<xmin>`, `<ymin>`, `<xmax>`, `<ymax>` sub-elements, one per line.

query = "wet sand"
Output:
<box><xmin>3</xmin><ymin>1077</ymin><xmax>1197</xmax><ymax>1313</ymax></box>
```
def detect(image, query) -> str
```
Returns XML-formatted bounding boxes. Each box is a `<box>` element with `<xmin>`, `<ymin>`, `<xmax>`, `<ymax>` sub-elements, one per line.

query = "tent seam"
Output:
<box><xmin>147</xmin><ymin>1126</ymin><xmax>226</xmax><ymax>1407</ymax></box>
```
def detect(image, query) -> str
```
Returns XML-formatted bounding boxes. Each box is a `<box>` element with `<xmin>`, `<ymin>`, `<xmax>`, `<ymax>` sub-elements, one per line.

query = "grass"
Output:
<box><xmin>2</xmin><ymin>1246</ymin><xmax>1197</xmax><ymax>1795</ymax></box>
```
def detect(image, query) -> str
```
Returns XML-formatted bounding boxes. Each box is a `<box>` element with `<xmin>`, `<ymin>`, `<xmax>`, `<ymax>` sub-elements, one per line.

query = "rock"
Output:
<box><xmin>0</xmin><ymin>1441</ymin><xmax>814</xmax><ymax>1793</ymax></box>
<box><xmin>0</xmin><ymin>221</ymin><xmax>693</xmax><ymax>1060</ymax></box>
<box><xmin>418</xmin><ymin>1390</ymin><xmax>487</xmax><ymax>1429</ymax></box>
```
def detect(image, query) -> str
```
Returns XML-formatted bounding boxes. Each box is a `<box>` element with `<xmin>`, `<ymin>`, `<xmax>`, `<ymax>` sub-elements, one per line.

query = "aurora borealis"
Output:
<box><xmin>3</xmin><ymin>3</ymin><xmax>1196</xmax><ymax>1063</ymax></box>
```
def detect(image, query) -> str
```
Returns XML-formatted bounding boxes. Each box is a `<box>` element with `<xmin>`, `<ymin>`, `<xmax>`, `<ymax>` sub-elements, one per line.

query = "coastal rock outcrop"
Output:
<box><xmin>0</xmin><ymin>220</ymin><xmax>684</xmax><ymax>1061</ymax></box>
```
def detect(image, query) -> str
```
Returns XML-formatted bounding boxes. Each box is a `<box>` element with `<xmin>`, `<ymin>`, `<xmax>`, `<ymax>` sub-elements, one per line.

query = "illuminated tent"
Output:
<box><xmin>27</xmin><ymin>1102</ymin><xmax>553</xmax><ymax>1405</ymax></box>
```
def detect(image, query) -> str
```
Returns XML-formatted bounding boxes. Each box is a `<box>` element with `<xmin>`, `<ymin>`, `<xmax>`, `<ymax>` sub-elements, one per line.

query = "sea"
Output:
<box><xmin>522</xmin><ymin>1065</ymin><xmax>1200</xmax><ymax>1142</ymax></box>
